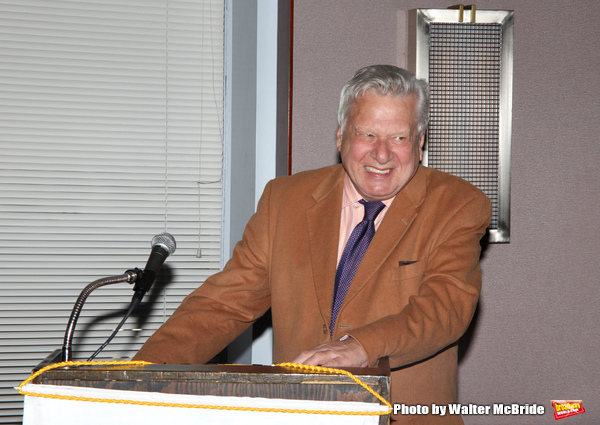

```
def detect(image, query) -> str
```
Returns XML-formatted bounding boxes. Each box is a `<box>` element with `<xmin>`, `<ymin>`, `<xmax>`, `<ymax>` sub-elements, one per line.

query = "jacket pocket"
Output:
<box><xmin>391</xmin><ymin>258</ymin><xmax>427</xmax><ymax>281</ymax></box>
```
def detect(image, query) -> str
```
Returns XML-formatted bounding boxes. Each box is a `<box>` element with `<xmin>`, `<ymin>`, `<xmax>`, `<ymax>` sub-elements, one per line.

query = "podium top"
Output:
<box><xmin>32</xmin><ymin>360</ymin><xmax>390</xmax><ymax>406</ymax></box>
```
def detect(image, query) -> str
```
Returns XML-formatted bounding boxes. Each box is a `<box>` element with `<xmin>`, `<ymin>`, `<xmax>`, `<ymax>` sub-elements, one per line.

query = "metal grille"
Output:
<box><xmin>428</xmin><ymin>22</ymin><xmax>502</xmax><ymax>229</ymax></box>
<box><xmin>409</xmin><ymin>8</ymin><xmax>513</xmax><ymax>242</ymax></box>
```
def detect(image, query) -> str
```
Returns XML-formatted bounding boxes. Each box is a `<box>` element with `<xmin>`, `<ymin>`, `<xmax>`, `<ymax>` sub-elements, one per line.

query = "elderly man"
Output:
<box><xmin>134</xmin><ymin>65</ymin><xmax>492</xmax><ymax>424</ymax></box>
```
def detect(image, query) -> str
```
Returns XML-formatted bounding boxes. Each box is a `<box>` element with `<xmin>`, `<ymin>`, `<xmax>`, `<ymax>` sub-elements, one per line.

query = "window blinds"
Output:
<box><xmin>0</xmin><ymin>1</ymin><xmax>224</xmax><ymax>423</ymax></box>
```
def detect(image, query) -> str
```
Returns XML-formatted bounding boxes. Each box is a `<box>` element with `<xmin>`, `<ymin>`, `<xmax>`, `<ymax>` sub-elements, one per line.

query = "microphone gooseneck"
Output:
<box><xmin>61</xmin><ymin>233</ymin><xmax>176</xmax><ymax>362</ymax></box>
<box><xmin>62</xmin><ymin>271</ymin><xmax>140</xmax><ymax>362</ymax></box>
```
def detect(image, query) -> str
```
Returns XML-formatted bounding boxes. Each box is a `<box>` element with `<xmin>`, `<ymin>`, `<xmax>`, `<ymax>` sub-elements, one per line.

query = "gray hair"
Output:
<box><xmin>337</xmin><ymin>65</ymin><xmax>430</xmax><ymax>138</ymax></box>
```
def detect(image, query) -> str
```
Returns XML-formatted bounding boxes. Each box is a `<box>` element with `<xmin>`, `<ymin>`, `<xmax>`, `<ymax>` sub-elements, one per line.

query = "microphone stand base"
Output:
<box><xmin>32</xmin><ymin>349</ymin><xmax>63</xmax><ymax>372</ymax></box>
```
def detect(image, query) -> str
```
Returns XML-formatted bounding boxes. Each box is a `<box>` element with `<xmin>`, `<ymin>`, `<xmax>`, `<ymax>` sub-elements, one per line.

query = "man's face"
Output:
<box><xmin>336</xmin><ymin>92</ymin><xmax>425</xmax><ymax>202</ymax></box>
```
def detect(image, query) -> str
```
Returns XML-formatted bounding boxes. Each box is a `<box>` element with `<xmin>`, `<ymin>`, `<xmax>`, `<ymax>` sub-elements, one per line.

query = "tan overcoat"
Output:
<box><xmin>134</xmin><ymin>164</ymin><xmax>492</xmax><ymax>424</ymax></box>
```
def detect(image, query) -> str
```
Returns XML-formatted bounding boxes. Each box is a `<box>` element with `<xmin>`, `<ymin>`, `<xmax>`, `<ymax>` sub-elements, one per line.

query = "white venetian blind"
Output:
<box><xmin>0</xmin><ymin>0</ymin><xmax>225</xmax><ymax>423</ymax></box>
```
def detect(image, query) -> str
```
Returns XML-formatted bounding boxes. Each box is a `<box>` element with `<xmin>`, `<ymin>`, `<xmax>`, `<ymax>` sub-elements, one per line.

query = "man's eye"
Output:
<box><xmin>356</xmin><ymin>132</ymin><xmax>375</xmax><ymax>141</ymax></box>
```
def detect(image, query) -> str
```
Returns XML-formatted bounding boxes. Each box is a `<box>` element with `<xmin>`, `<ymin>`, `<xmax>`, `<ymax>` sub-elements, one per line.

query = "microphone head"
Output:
<box><xmin>151</xmin><ymin>232</ymin><xmax>176</xmax><ymax>256</ymax></box>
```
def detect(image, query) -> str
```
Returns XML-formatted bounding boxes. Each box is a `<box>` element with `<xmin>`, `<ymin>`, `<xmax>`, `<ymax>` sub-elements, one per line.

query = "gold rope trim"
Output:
<box><xmin>18</xmin><ymin>360</ymin><xmax>391</xmax><ymax>416</ymax></box>
<box><xmin>276</xmin><ymin>362</ymin><xmax>392</xmax><ymax>414</ymax></box>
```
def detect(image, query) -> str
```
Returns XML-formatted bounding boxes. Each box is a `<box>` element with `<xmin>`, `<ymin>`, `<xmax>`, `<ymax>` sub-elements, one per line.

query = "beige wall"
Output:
<box><xmin>291</xmin><ymin>1</ymin><xmax>599</xmax><ymax>423</ymax></box>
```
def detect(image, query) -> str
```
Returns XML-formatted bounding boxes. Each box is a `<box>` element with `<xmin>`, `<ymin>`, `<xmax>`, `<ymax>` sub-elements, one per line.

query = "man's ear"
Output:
<box><xmin>418</xmin><ymin>133</ymin><xmax>425</xmax><ymax>161</ymax></box>
<box><xmin>336</xmin><ymin>127</ymin><xmax>343</xmax><ymax>152</ymax></box>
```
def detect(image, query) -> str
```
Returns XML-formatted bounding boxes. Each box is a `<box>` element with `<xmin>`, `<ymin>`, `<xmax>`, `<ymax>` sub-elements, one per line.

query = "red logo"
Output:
<box><xmin>551</xmin><ymin>400</ymin><xmax>585</xmax><ymax>420</ymax></box>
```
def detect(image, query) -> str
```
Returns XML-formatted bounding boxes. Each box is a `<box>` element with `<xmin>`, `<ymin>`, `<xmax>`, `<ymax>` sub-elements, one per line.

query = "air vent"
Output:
<box><xmin>409</xmin><ymin>8</ymin><xmax>514</xmax><ymax>242</ymax></box>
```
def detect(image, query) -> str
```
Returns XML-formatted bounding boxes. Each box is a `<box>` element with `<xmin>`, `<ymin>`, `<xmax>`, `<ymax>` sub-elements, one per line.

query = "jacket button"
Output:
<box><xmin>323</xmin><ymin>324</ymin><xmax>327</xmax><ymax>334</ymax></box>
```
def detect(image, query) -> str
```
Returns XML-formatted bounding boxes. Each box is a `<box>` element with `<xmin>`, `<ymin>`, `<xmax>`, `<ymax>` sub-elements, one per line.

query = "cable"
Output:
<box><xmin>87</xmin><ymin>297</ymin><xmax>141</xmax><ymax>361</ymax></box>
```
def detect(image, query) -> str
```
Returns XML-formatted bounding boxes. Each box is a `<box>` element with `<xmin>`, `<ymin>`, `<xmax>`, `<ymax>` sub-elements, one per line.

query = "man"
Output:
<box><xmin>134</xmin><ymin>65</ymin><xmax>492</xmax><ymax>424</ymax></box>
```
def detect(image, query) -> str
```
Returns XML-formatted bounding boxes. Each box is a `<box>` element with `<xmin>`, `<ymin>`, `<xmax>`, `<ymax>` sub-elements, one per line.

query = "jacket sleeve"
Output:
<box><xmin>346</xmin><ymin>192</ymin><xmax>492</xmax><ymax>369</ymax></box>
<box><xmin>133</xmin><ymin>181</ymin><xmax>275</xmax><ymax>364</ymax></box>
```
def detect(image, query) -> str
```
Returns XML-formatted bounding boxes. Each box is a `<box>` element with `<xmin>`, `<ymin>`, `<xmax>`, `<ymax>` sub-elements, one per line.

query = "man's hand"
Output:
<box><xmin>291</xmin><ymin>336</ymin><xmax>369</xmax><ymax>367</ymax></box>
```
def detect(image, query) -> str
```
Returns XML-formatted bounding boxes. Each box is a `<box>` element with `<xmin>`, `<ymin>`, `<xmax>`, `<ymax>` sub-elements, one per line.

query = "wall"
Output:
<box><xmin>291</xmin><ymin>1</ymin><xmax>599</xmax><ymax>423</ymax></box>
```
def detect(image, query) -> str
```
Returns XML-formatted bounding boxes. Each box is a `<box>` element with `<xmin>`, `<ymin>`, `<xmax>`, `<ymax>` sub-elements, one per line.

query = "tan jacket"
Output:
<box><xmin>134</xmin><ymin>164</ymin><xmax>492</xmax><ymax>424</ymax></box>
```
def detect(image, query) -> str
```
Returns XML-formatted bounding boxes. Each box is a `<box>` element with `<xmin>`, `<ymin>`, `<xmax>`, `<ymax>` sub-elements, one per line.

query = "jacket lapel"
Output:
<box><xmin>306</xmin><ymin>165</ymin><xmax>345</xmax><ymax>325</ymax></box>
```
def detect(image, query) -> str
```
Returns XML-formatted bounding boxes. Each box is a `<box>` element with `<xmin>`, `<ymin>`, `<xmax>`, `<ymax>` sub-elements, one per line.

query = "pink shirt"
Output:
<box><xmin>337</xmin><ymin>174</ymin><xmax>395</xmax><ymax>265</ymax></box>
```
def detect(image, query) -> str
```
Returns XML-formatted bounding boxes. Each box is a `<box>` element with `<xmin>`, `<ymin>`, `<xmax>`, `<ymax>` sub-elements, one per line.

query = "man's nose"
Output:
<box><xmin>372</xmin><ymin>137</ymin><xmax>392</xmax><ymax>163</ymax></box>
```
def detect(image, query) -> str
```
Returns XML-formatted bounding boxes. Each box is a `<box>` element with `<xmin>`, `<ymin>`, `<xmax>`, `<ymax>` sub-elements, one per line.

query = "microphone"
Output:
<box><xmin>132</xmin><ymin>232</ymin><xmax>176</xmax><ymax>303</ymax></box>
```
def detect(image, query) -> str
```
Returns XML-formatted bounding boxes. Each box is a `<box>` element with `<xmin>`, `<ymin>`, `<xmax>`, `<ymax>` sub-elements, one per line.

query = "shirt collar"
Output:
<box><xmin>342</xmin><ymin>174</ymin><xmax>395</xmax><ymax>208</ymax></box>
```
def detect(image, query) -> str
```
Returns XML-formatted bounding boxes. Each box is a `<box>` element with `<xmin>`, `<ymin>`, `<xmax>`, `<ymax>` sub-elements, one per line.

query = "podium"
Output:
<box><xmin>22</xmin><ymin>361</ymin><xmax>391</xmax><ymax>425</ymax></box>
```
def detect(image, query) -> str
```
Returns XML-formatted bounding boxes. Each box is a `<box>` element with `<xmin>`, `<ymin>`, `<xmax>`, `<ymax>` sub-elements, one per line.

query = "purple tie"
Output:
<box><xmin>330</xmin><ymin>199</ymin><xmax>385</xmax><ymax>337</ymax></box>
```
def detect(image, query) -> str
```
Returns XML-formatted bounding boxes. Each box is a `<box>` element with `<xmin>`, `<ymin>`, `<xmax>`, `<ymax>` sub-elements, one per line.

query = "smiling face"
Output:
<box><xmin>336</xmin><ymin>91</ymin><xmax>425</xmax><ymax>201</ymax></box>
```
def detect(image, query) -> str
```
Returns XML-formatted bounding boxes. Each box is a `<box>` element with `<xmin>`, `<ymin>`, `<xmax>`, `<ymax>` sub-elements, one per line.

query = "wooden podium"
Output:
<box><xmin>24</xmin><ymin>361</ymin><xmax>391</xmax><ymax>425</ymax></box>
